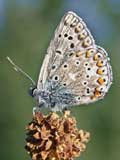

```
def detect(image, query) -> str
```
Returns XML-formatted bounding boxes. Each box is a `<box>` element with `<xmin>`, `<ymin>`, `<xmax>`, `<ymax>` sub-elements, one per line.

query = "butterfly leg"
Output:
<box><xmin>33</xmin><ymin>106</ymin><xmax>41</xmax><ymax>115</ymax></box>
<box><xmin>62</xmin><ymin>107</ymin><xmax>69</xmax><ymax>113</ymax></box>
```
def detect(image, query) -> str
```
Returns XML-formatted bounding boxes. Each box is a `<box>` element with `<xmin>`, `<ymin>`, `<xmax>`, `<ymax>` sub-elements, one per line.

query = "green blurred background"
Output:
<box><xmin>0</xmin><ymin>0</ymin><xmax>120</xmax><ymax>160</ymax></box>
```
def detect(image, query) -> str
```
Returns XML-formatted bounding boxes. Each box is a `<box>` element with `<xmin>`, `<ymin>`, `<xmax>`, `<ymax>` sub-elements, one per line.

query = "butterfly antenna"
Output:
<box><xmin>6</xmin><ymin>56</ymin><xmax>36</xmax><ymax>86</ymax></box>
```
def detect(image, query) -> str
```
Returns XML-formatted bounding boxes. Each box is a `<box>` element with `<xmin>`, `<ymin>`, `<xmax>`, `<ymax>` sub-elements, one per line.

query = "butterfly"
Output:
<box><xmin>28</xmin><ymin>11</ymin><xmax>113</xmax><ymax>112</ymax></box>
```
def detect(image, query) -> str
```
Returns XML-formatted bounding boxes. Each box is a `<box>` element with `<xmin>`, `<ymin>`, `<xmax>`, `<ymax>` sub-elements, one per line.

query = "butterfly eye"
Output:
<box><xmin>52</xmin><ymin>75</ymin><xmax>59</xmax><ymax>81</ymax></box>
<box><xmin>29</xmin><ymin>86</ymin><xmax>37</xmax><ymax>97</ymax></box>
<box><xmin>75</xmin><ymin>60</ymin><xmax>80</xmax><ymax>66</ymax></box>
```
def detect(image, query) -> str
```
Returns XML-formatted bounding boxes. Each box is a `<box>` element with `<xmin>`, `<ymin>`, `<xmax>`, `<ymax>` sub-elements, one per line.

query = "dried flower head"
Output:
<box><xmin>25</xmin><ymin>111</ymin><xmax>90</xmax><ymax>160</ymax></box>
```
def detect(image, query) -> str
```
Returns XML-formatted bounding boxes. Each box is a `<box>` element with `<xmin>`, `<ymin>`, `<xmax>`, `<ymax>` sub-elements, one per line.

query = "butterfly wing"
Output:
<box><xmin>37</xmin><ymin>11</ymin><xmax>112</xmax><ymax>108</ymax></box>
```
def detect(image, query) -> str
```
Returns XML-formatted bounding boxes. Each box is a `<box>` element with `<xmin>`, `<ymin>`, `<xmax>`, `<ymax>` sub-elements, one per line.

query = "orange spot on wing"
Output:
<box><xmin>76</xmin><ymin>51</ymin><xmax>83</xmax><ymax>57</ymax></box>
<box><xmin>91</xmin><ymin>89</ymin><xmax>101</xmax><ymax>100</ymax></box>
<box><xmin>97</xmin><ymin>77</ymin><xmax>104</xmax><ymax>85</ymax></box>
<box><xmin>86</xmin><ymin>49</ymin><xmax>95</xmax><ymax>58</ymax></box>
<box><xmin>97</xmin><ymin>60</ymin><xmax>104</xmax><ymax>67</ymax></box>
<box><xmin>97</xmin><ymin>69</ymin><xmax>103</xmax><ymax>75</ymax></box>
<box><xmin>94</xmin><ymin>90</ymin><xmax>101</xmax><ymax>97</ymax></box>
<box><xmin>94</xmin><ymin>54</ymin><xmax>100</xmax><ymax>61</ymax></box>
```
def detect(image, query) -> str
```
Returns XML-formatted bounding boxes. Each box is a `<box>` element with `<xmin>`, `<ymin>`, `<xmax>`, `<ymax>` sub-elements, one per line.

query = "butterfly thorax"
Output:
<box><xmin>33</xmin><ymin>82</ymin><xmax>76</xmax><ymax>111</ymax></box>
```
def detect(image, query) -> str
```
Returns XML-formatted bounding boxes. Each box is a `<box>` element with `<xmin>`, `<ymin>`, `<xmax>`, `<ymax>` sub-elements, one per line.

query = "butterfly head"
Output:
<box><xmin>29</xmin><ymin>87</ymin><xmax>50</xmax><ymax>108</ymax></box>
<box><xmin>29</xmin><ymin>85</ymin><xmax>37</xmax><ymax>97</ymax></box>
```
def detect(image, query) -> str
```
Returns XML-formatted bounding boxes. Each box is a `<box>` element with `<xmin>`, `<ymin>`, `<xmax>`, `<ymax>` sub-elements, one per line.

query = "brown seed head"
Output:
<box><xmin>25</xmin><ymin>111</ymin><xmax>90</xmax><ymax>160</ymax></box>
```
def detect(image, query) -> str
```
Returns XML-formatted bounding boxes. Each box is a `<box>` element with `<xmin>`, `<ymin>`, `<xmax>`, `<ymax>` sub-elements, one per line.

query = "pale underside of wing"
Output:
<box><xmin>37</xmin><ymin>11</ymin><xmax>113</xmax><ymax>107</ymax></box>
